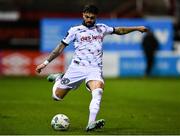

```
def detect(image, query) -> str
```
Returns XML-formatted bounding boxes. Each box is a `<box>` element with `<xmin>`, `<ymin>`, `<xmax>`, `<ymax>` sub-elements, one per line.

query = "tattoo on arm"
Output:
<box><xmin>114</xmin><ymin>27</ymin><xmax>138</xmax><ymax>35</ymax></box>
<box><xmin>47</xmin><ymin>43</ymin><xmax>66</xmax><ymax>63</ymax></box>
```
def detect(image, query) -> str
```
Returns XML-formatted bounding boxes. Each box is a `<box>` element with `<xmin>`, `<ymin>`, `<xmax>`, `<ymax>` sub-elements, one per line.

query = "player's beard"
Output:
<box><xmin>82</xmin><ymin>20</ymin><xmax>95</xmax><ymax>28</ymax></box>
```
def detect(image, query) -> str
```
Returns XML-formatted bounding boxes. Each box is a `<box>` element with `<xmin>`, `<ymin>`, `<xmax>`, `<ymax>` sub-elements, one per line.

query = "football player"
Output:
<box><xmin>36</xmin><ymin>4</ymin><xmax>147</xmax><ymax>131</ymax></box>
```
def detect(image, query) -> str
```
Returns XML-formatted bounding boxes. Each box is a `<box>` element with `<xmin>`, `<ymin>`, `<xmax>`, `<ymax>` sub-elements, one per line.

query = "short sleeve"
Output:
<box><xmin>105</xmin><ymin>25</ymin><xmax>114</xmax><ymax>34</ymax></box>
<box><xmin>61</xmin><ymin>27</ymin><xmax>75</xmax><ymax>45</ymax></box>
<box><xmin>99</xmin><ymin>24</ymin><xmax>114</xmax><ymax>35</ymax></box>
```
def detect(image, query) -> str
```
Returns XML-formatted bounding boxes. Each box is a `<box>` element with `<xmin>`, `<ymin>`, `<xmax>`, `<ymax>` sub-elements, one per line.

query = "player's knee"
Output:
<box><xmin>52</xmin><ymin>89</ymin><xmax>63</xmax><ymax>101</ymax></box>
<box><xmin>52</xmin><ymin>93</ymin><xmax>62</xmax><ymax>101</ymax></box>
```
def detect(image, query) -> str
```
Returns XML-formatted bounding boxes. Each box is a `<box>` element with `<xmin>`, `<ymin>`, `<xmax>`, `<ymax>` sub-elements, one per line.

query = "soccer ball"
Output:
<box><xmin>51</xmin><ymin>114</ymin><xmax>70</xmax><ymax>131</ymax></box>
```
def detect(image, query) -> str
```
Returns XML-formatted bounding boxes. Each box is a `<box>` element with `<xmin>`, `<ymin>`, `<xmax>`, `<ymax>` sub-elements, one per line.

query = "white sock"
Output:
<box><xmin>88</xmin><ymin>88</ymin><xmax>103</xmax><ymax>124</ymax></box>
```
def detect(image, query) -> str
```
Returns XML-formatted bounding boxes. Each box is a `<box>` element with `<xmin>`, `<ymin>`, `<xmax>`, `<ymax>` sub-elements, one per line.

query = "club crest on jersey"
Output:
<box><xmin>96</xmin><ymin>26</ymin><xmax>102</xmax><ymax>33</ymax></box>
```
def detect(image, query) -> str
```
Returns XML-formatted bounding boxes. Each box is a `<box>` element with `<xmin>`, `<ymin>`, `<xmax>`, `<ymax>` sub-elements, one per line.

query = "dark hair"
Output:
<box><xmin>83</xmin><ymin>4</ymin><xmax>99</xmax><ymax>14</ymax></box>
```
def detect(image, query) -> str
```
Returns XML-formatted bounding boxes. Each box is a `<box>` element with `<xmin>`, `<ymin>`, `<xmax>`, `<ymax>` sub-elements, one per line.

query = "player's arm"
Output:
<box><xmin>46</xmin><ymin>42</ymin><xmax>66</xmax><ymax>63</ymax></box>
<box><xmin>36</xmin><ymin>42</ymin><xmax>66</xmax><ymax>73</ymax></box>
<box><xmin>113</xmin><ymin>26</ymin><xmax>148</xmax><ymax>35</ymax></box>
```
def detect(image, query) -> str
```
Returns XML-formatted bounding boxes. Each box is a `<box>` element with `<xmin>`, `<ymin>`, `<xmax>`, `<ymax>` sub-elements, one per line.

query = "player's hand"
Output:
<box><xmin>137</xmin><ymin>26</ymin><xmax>148</xmax><ymax>33</ymax></box>
<box><xmin>36</xmin><ymin>63</ymin><xmax>47</xmax><ymax>73</ymax></box>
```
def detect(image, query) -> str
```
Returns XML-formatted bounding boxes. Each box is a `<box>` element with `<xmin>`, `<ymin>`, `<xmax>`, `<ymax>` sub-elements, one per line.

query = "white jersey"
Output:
<box><xmin>62</xmin><ymin>23</ymin><xmax>114</xmax><ymax>67</ymax></box>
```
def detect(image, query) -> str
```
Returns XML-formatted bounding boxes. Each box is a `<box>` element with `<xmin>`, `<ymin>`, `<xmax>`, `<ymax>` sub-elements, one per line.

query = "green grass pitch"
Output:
<box><xmin>0</xmin><ymin>76</ymin><xmax>180</xmax><ymax>135</ymax></box>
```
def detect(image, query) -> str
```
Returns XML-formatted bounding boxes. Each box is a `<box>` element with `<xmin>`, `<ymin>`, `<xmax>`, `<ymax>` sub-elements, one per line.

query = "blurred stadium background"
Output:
<box><xmin>0</xmin><ymin>0</ymin><xmax>180</xmax><ymax>77</ymax></box>
<box><xmin>0</xmin><ymin>0</ymin><xmax>180</xmax><ymax>135</ymax></box>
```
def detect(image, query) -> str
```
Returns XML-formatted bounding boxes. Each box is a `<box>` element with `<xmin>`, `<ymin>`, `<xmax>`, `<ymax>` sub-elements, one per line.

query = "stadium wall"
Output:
<box><xmin>0</xmin><ymin>50</ymin><xmax>64</xmax><ymax>76</ymax></box>
<box><xmin>0</xmin><ymin>50</ymin><xmax>179</xmax><ymax>77</ymax></box>
<box><xmin>39</xmin><ymin>18</ymin><xmax>180</xmax><ymax>77</ymax></box>
<box><xmin>0</xmin><ymin>18</ymin><xmax>179</xmax><ymax>77</ymax></box>
<box><xmin>65</xmin><ymin>51</ymin><xmax>180</xmax><ymax>77</ymax></box>
<box><xmin>40</xmin><ymin>18</ymin><xmax>173</xmax><ymax>52</ymax></box>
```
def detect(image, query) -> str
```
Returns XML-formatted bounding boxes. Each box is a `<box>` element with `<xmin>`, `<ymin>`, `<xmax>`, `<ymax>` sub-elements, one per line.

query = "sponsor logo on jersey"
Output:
<box><xmin>80</xmin><ymin>35</ymin><xmax>103</xmax><ymax>42</ymax></box>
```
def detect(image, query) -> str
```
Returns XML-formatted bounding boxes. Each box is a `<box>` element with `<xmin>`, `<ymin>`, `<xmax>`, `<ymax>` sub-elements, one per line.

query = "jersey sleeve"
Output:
<box><xmin>101</xmin><ymin>24</ymin><xmax>114</xmax><ymax>35</ymax></box>
<box><xmin>61</xmin><ymin>27</ymin><xmax>75</xmax><ymax>46</ymax></box>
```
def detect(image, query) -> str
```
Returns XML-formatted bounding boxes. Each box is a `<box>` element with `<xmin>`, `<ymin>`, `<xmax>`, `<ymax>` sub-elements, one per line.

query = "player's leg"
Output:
<box><xmin>87</xmin><ymin>80</ymin><xmax>104</xmax><ymax>124</ymax></box>
<box><xmin>52</xmin><ymin>80</ymin><xmax>71</xmax><ymax>100</ymax></box>
<box><xmin>46</xmin><ymin>72</ymin><xmax>68</xmax><ymax>100</ymax></box>
<box><xmin>86</xmin><ymin>80</ymin><xmax>105</xmax><ymax>131</ymax></box>
<box><xmin>51</xmin><ymin>65</ymin><xmax>86</xmax><ymax>100</ymax></box>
